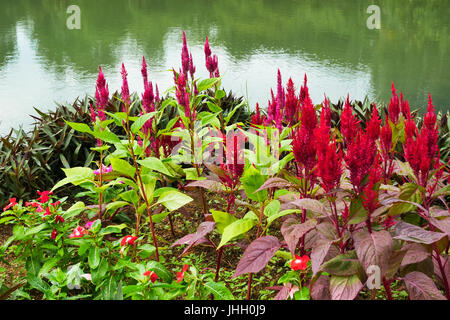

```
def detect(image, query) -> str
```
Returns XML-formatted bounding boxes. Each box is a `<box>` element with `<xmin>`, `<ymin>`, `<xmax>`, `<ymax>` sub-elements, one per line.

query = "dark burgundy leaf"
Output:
<box><xmin>430</xmin><ymin>217</ymin><xmax>450</xmax><ymax>237</ymax></box>
<box><xmin>233</xmin><ymin>236</ymin><xmax>281</xmax><ymax>278</ymax></box>
<box><xmin>403</xmin><ymin>271</ymin><xmax>446</xmax><ymax>300</ymax></box>
<box><xmin>290</xmin><ymin>198</ymin><xmax>326</xmax><ymax>216</ymax></box>
<box><xmin>393</xmin><ymin>221</ymin><xmax>447</xmax><ymax>244</ymax></box>
<box><xmin>353</xmin><ymin>229</ymin><xmax>394</xmax><ymax>277</ymax></box>
<box><xmin>385</xmin><ymin>249</ymin><xmax>407</xmax><ymax>280</ymax></box>
<box><xmin>273</xmin><ymin>286</ymin><xmax>289</xmax><ymax>300</ymax></box>
<box><xmin>316</xmin><ymin>221</ymin><xmax>338</xmax><ymax>241</ymax></box>
<box><xmin>319</xmin><ymin>251</ymin><xmax>363</xmax><ymax>277</ymax></box>
<box><xmin>281</xmin><ymin>218</ymin><xmax>317</xmax><ymax>256</ymax></box>
<box><xmin>432</xmin><ymin>254</ymin><xmax>450</xmax><ymax>288</ymax></box>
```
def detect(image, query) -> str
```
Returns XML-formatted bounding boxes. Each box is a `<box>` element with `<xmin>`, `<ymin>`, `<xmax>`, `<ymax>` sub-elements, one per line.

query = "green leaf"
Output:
<box><xmin>197</xmin><ymin>78</ymin><xmax>219</xmax><ymax>92</ymax></box>
<box><xmin>157</xmin><ymin>190</ymin><xmax>193</xmax><ymax>212</ymax></box>
<box><xmin>110</xmin><ymin>158</ymin><xmax>136</xmax><ymax>178</ymax></box>
<box><xmin>138</xmin><ymin>157</ymin><xmax>173</xmax><ymax>177</ymax></box>
<box><xmin>92</xmin><ymin>130</ymin><xmax>120</xmax><ymax>144</ymax></box>
<box><xmin>147</xmin><ymin>261</ymin><xmax>172</xmax><ymax>283</ymax></box>
<box><xmin>98</xmin><ymin>224</ymin><xmax>127</xmax><ymax>236</ymax></box>
<box><xmin>240</xmin><ymin>166</ymin><xmax>267</xmax><ymax>203</ymax></box>
<box><xmin>88</xmin><ymin>247</ymin><xmax>100</xmax><ymax>269</ymax></box>
<box><xmin>218</xmin><ymin>218</ymin><xmax>255</xmax><ymax>249</ymax></box>
<box><xmin>52</xmin><ymin>167</ymin><xmax>94</xmax><ymax>191</ymax></box>
<box><xmin>65</xmin><ymin>121</ymin><xmax>93</xmax><ymax>134</ymax></box>
<box><xmin>90</xmin><ymin>219</ymin><xmax>102</xmax><ymax>234</ymax></box>
<box><xmin>211</xmin><ymin>210</ymin><xmax>238</xmax><ymax>234</ymax></box>
<box><xmin>131</xmin><ymin>112</ymin><xmax>157</xmax><ymax>133</ymax></box>
<box><xmin>204</xmin><ymin>281</ymin><xmax>235</xmax><ymax>300</ymax></box>
<box><xmin>215</xmin><ymin>89</ymin><xmax>226</xmax><ymax>100</ymax></box>
<box><xmin>39</xmin><ymin>258</ymin><xmax>60</xmax><ymax>276</ymax></box>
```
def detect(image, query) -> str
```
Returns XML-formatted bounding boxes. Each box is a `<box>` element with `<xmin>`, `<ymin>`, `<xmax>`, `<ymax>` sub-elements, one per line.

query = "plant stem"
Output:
<box><xmin>383</xmin><ymin>278</ymin><xmax>393</xmax><ymax>300</ymax></box>
<box><xmin>246</xmin><ymin>274</ymin><xmax>253</xmax><ymax>300</ymax></box>
<box><xmin>214</xmin><ymin>247</ymin><xmax>224</xmax><ymax>282</ymax></box>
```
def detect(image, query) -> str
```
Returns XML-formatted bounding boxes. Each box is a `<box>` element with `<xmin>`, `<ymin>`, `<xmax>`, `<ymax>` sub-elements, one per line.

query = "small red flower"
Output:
<box><xmin>290</xmin><ymin>255</ymin><xmax>310</xmax><ymax>271</ymax></box>
<box><xmin>43</xmin><ymin>207</ymin><xmax>52</xmax><ymax>221</ymax></box>
<box><xmin>51</xmin><ymin>201</ymin><xmax>61</xmax><ymax>207</ymax></box>
<box><xmin>120</xmin><ymin>235</ymin><xmax>138</xmax><ymax>246</ymax></box>
<box><xmin>143</xmin><ymin>270</ymin><xmax>158</xmax><ymax>283</ymax></box>
<box><xmin>69</xmin><ymin>226</ymin><xmax>88</xmax><ymax>239</ymax></box>
<box><xmin>51</xmin><ymin>229</ymin><xmax>57</xmax><ymax>240</ymax></box>
<box><xmin>3</xmin><ymin>198</ymin><xmax>17</xmax><ymax>211</ymax></box>
<box><xmin>177</xmin><ymin>264</ymin><xmax>189</xmax><ymax>283</ymax></box>
<box><xmin>55</xmin><ymin>215</ymin><xmax>65</xmax><ymax>223</ymax></box>
<box><xmin>37</xmin><ymin>190</ymin><xmax>53</xmax><ymax>203</ymax></box>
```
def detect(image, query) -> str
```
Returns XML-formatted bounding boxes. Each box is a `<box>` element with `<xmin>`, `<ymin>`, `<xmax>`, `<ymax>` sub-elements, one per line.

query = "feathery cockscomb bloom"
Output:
<box><xmin>366</xmin><ymin>105</ymin><xmax>381</xmax><ymax>142</ymax></box>
<box><xmin>285</xmin><ymin>77</ymin><xmax>299</xmax><ymax>125</ymax></box>
<box><xmin>400</xmin><ymin>92</ymin><xmax>411</xmax><ymax>119</ymax></box>
<box><xmin>276</xmin><ymin>69</ymin><xmax>285</xmax><ymax>115</ymax></box>
<box><xmin>95</xmin><ymin>66</ymin><xmax>109</xmax><ymax>121</ymax></box>
<box><xmin>320</xmin><ymin>96</ymin><xmax>332</xmax><ymax>129</ymax></box>
<box><xmin>142</xmin><ymin>81</ymin><xmax>155</xmax><ymax>113</ymax></box>
<box><xmin>251</xmin><ymin>103</ymin><xmax>266</xmax><ymax>127</ymax></box>
<box><xmin>181</xmin><ymin>31</ymin><xmax>190</xmax><ymax>76</ymax></box>
<box><xmin>404</xmin><ymin>94</ymin><xmax>440</xmax><ymax>186</ymax></box>
<box><xmin>299</xmin><ymin>74</ymin><xmax>311</xmax><ymax>107</ymax></box>
<box><xmin>340</xmin><ymin>95</ymin><xmax>360</xmax><ymax>144</ymax></box>
<box><xmin>316</xmin><ymin>137</ymin><xmax>342</xmax><ymax>194</ymax></box>
<box><xmin>344</xmin><ymin>130</ymin><xmax>377</xmax><ymax>193</ymax></box>
<box><xmin>141</xmin><ymin>56</ymin><xmax>148</xmax><ymax>86</ymax></box>
<box><xmin>189</xmin><ymin>52</ymin><xmax>196</xmax><ymax>80</ymax></box>
<box><xmin>388</xmin><ymin>82</ymin><xmax>400</xmax><ymax>124</ymax></box>
<box><xmin>380</xmin><ymin>121</ymin><xmax>394</xmax><ymax>181</ymax></box>
<box><xmin>362</xmin><ymin>155</ymin><xmax>382</xmax><ymax>214</ymax></box>
<box><xmin>204</xmin><ymin>36</ymin><xmax>219</xmax><ymax>78</ymax></box>
<box><xmin>121</xmin><ymin>63</ymin><xmax>130</xmax><ymax>111</ymax></box>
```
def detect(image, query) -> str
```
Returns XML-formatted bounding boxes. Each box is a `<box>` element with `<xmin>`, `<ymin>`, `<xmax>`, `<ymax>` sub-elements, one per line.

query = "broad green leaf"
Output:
<box><xmin>157</xmin><ymin>190</ymin><xmax>193</xmax><ymax>212</ymax></box>
<box><xmin>65</xmin><ymin>121</ymin><xmax>93</xmax><ymax>134</ymax></box>
<box><xmin>211</xmin><ymin>210</ymin><xmax>238</xmax><ymax>234</ymax></box>
<box><xmin>138</xmin><ymin>157</ymin><xmax>173</xmax><ymax>177</ymax></box>
<box><xmin>240</xmin><ymin>166</ymin><xmax>267</xmax><ymax>203</ymax></box>
<box><xmin>88</xmin><ymin>247</ymin><xmax>101</xmax><ymax>269</ymax></box>
<box><xmin>110</xmin><ymin>158</ymin><xmax>136</xmax><ymax>178</ymax></box>
<box><xmin>204</xmin><ymin>281</ymin><xmax>235</xmax><ymax>300</ymax></box>
<box><xmin>218</xmin><ymin>218</ymin><xmax>255</xmax><ymax>249</ymax></box>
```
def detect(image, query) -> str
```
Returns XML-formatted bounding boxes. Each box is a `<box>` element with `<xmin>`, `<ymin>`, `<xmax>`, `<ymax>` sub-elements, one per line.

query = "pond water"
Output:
<box><xmin>1</xmin><ymin>0</ymin><xmax>450</xmax><ymax>134</ymax></box>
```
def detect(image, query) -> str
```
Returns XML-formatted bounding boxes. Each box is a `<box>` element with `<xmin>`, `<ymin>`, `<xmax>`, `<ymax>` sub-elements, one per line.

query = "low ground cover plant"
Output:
<box><xmin>1</xmin><ymin>32</ymin><xmax>449</xmax><ymax>300</ymax></box>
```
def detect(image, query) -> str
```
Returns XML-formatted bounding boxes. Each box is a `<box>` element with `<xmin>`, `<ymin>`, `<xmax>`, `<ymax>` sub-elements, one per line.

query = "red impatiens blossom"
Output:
<box><xmin>143</xmin><ymin>270</ymin><xmax>158</xmax><ymax>283</ymax></box>
<box><xmin>344</xmin><ymin>129</ymin><xmax>377</xmax><ymax>193</ymax></box>
<box><xmin>388</xmin><ymin>82</ymin><xmax>400</xmax><ymax>124</ymax></box>
<box><xmin>177</xmin><ymin>264</ymin><xmax>189</xmax><ymax>283</ymax></box>
<box><xmin>290</xmin><ymin>255</ymin><xmax>310</xmax><ymax>271</ymax></box>
<box><xmin>55</xmin><ymin>215</ymin><xmax>65</xmax><ymax>223</ymax></box>
<box><xmin>37</xmin><ymin>190</ymin><xmax>53</xmax><ymax>203</ymax></box>
<box><xmin>43</xmin><ymin>207</ymin><xmax>52</xmax><ymax>221</ymax></box>
<box><xmin>3</xmin><ymin>198</ymin><xmax>17</xmax><ymax>211</ymax></box>
<box><xmin>69</xmin><ymin>226</ymin><xmax>88</xmax><ymax>239</ymax></box>
<box><xmin>121</xmin><ymin>235</ymin><xmax>138</xmax><ymax>246</ymax></box>
<box><xmin>120</xmin><ymin>63</ymin><xmax>130</xmax><ymax>110</ymax></box>
<box><xmin>340</xmin><ymin>95</ymin><xmax>360</xmax><ymax>144</ymax></box>
<box><xmin>51</xmin><ymin>229</ymin><xmax>57</xmax><ymax>240</ymax></box>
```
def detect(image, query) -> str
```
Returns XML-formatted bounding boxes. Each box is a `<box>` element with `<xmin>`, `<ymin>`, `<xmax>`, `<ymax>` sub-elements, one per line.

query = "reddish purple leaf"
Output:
<box><xmin>353</xmin><ymin>229</ymin><xmax>394</xmax><ymax>277</ymax></box>
<box><xmin>430</xmin><ymin>217</ymin><xmax>450</xmax><ymax>237</ymax></box>
<box><xmin>281</xmin><ymin>218</ymin><xmax>317</xmax><ymax>256</ymax></box>
<box><xmin>311</xmin><ymin>239</ymin><xmax>338</xmax><ymax>274</ymax></box>
<box><xmin>233</xmin><ymin>236</ymin><xmax>281</xmax><ymax>278</ymax></box>
<box><xmin>185</xmin><ymin>180</ymin><xmax>224</xmax><ymax>192</ymax></box>
<box><xmin>432</xmin><ymin>254</ymin><xmax>450</xmax><ymax>287</ymax></box>
<box><xmin>171</xmin><ymin>221</ymin><xmax>215</xmax><ymax>256</ymax></box>
<box><xmin>255</xmin><ymin>177</ymin><xmax>294</xmax><ymax>192</ymax></box>
<box><xmin>393</xmin><ymin>221</ymin><xmax>447</xmax><ymax>244</ymax></box>
<box><xmin>310</xmin><ymin>275</ymin><xmax>331</xmax><ymax>300</ymax></box>
<box><xmin>403</xmin><ymin>271</ymin><xmax>446</xmax><ymax>300</ymax></box>
<box><xmin>401</xmin><ymin>243</ymin><xmax>430</xmax><ymax>267</ymax></box>
<box><xmin>329</xmin><ymin>274</ymin><xmax>363</xmax><ymax>300</ymax></box>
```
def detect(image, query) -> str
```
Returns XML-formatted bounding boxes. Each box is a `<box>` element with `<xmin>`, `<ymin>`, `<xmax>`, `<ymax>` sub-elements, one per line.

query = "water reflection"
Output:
<box><xmin>0</xmin><ymin>0</ymin><xmax>449</xmax><ymax>134</ymax></box>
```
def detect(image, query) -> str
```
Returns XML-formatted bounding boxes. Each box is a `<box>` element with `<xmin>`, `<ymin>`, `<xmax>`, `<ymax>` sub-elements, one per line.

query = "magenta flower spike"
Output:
<box><xmin>141</xmin><ymin>56</ymin><xmax>148</xmax><ymax>86</ymax></box>
<box><xmin>121</xmin><ymin>63</ymin><xmax>130</xmax><ymax>110</ymax></box>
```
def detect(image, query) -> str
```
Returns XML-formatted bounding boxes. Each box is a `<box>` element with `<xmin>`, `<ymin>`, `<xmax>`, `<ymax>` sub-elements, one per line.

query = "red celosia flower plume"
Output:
<box><xmin>204</xmin><ymin>36</ymin><xmax>219</xmax><ymax>78</ymax></box>
<box><xmin>362</xmin><ymin>155</ymin><xmax>382</xmax><ymax>214</ymax></box>
<box><xmin>181</xmin><ymin>31</ymin><xmax>190</xmax><ymax>76</ymax></box>
<box><xmin>388</xmin><ymin>82</ymin><xmax>400</xmax><ymax>124</ymax></box>
<box><xmin>95</xmin><ymin>66</ymin><xmax>109</xmax><ymax>121</ymax></box>
<box><xmin>404</xmin><ymin>93</ymin><xmax>440</xmax><ymax>186</ymax></box>
<box><xmin>141</xmin><ymin>56</ymin><xmax>148</xmax><ymax>86</ymax></box>
<box><xmin>344</xmin><ymin>129</ymin><xmax>377</xmax><ymax>193</ymax></box>
<box><xmin>340</xmin><ymin>95</ymin><xmax>360</xmax><ymax>144</ymax></box>
<box><xmin>121</xmin><ymin>63</ymin><xmax>130</xmax><ymax>111</ymax></box>
<box><xmin>251</xmin><ymin>103</ymin><xmax>266</xmax><ymax>127</ymax></box>
<box><xmin>366</xmin><ymin>104</ymin><xmax>381</xmax><ymax>142</ymax></box>
<box><xmin>285</xmin><ymin>77</ymin><xmax>300</xmax><ymax>125</ymax></box>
